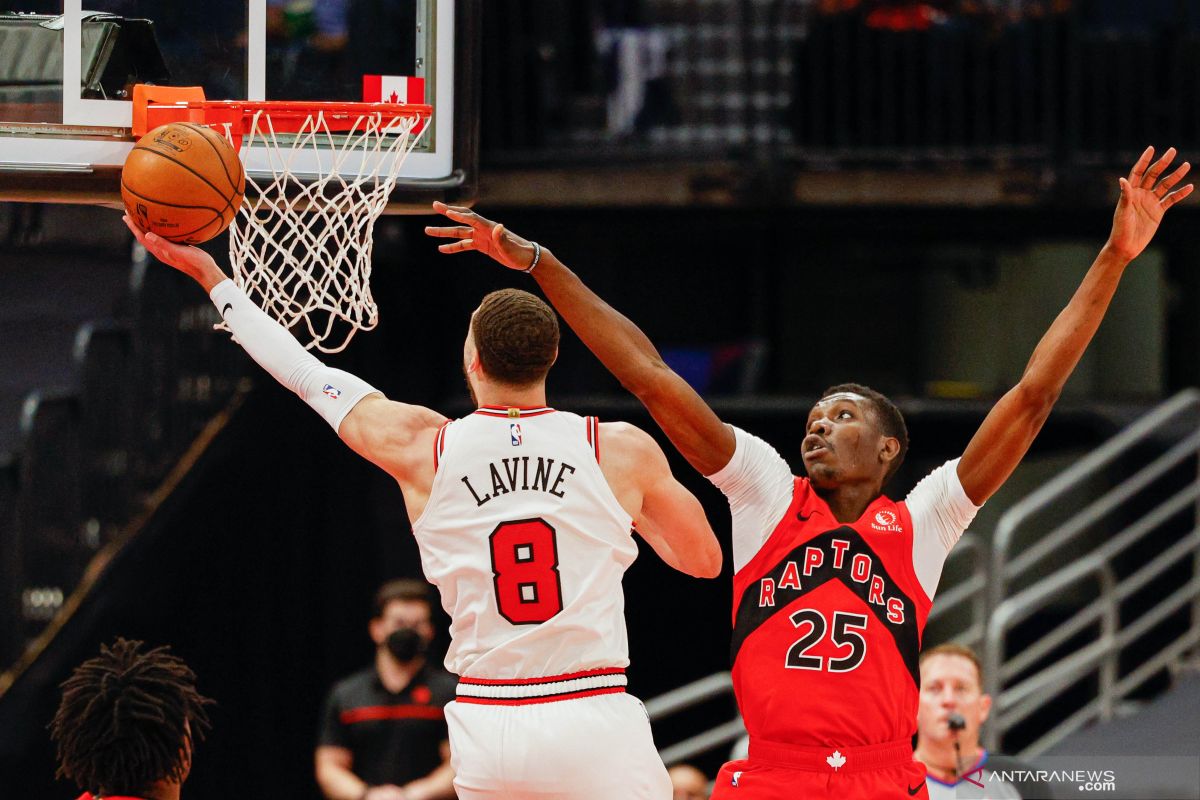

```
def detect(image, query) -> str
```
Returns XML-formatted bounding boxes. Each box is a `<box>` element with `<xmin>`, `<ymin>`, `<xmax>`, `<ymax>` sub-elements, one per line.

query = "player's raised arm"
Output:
<box><xmin>957</xmin><ymin>147</ymin><xmax>1192</xmax><ymax>505</ymax></box>
<box><xmin>122</xmin><ymin>216</ymin><xmax>445</xmax><ymax>484</ymax></box>
<box><xmin>426</xmin><ymin>203</ymin><xmax>736</xmax><ymax>477</ymax></box>
<box><xmin>601</xmin><ymin>422</ymin><xmax>722</xmax><ymax>578</ymax></box>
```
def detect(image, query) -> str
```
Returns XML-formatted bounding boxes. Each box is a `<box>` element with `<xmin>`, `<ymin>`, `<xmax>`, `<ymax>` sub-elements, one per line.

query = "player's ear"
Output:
<box><xmin>879</xmin><ymin>435</ymin><xmax>900</xmax><ymax>466</ymax></box>
<box><xmin>978</xmin><ymin>693</ymin><xmax>992</xmax><ymax>725</ymax></box>
<box><xmin>465</xmin><ymin>350</ymin><xmax>482</xmax><ymax>375</ymax></box>
<box><xmin>368</xmin><ymin>616</ymin><xmax>386</xmax><ymax>645</ymax></box>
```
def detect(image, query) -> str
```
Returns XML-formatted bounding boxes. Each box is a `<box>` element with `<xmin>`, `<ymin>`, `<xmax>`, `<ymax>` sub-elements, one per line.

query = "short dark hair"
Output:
<box><xmin>920</xmin><ymin>642</ymin><xmax>984</xmax><ymax>689</ymax></box>
<box><xmin>472</xmin><ymin>289</ymin><xmax>559</xmax><ymax>385</ymax></box>
<box><xmin>374</xmin><ymin>578</ymin><xmax>433</xmax><ymax>618</ymax></box>
<box><xmin>819</xmin><ymin>382</ymin><xmax>909</xmax><ymax>484</ymax></box>
<box><xmin>50</xmin><ymin>638</ymin><xmax>213</xmax><ymax>796</ymax></box>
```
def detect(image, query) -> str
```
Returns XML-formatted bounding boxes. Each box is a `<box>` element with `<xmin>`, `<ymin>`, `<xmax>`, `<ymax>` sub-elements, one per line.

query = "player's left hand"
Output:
<box><xmin>1106</xmin><ymin>146</ymin><xmax>1193</xmax><ymax>263</ymax></box>
<box><xmin>425</xmin><ymin>202</ymin><xmax>539</xmax><ymax>271</ymax></box>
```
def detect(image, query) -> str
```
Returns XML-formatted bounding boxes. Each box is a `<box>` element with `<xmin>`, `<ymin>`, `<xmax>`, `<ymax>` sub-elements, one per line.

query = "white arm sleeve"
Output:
<box><xmin>210</xmin><ymin>279</ymin><xmax>379</xmax><ymax>433</ymax></box>
<box><xmin>906</xmin><ymin>458</ymin><xmax>981</xmax><ymax>599</ymax></box>
<box><xmin>706</xmin><ymin>426</ymin><xmax>796</xmax><ymax>573</ymax></box>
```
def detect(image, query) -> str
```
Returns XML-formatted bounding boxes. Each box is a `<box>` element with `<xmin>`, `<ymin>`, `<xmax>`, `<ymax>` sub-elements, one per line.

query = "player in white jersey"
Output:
<box><xmin>123</xmin><ymin>217</ymin><xmax>722</xmax><ymax>800</ymax></box>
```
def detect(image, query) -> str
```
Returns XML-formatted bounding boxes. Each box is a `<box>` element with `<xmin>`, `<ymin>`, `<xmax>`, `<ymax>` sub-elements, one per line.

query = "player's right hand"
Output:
<box><xmin>122</xmin><ymin>215</ymin><xmax>226</xmax><ymax>291</ymax></box>
<box><xmin>425</xmin><ymin>202</ymin><xmax>539</xmax><ymax>272</ymax></box>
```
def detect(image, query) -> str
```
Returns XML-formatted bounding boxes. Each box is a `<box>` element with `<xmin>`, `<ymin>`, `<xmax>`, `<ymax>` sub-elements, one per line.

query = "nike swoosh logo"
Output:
<box><xmin>907</xmin><ymin>783</ymin><xmax>924</xmax><ymax>796</ymax></box>
<box><xmin>797</xmin><ymin>512</ymin><xmax>811</xmax><ymax>522</ymax></box>
<box><xmin>221</xmin><ymin>302</ymin><xmax>233</xmax><ymax>317</ymax></box>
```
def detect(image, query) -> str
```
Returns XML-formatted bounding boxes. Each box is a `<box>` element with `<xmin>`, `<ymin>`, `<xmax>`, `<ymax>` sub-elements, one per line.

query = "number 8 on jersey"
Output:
<box><xmin>490</xmin><ymin>518</ymin><xmax>564</xmax><ymax>624</ymax></box>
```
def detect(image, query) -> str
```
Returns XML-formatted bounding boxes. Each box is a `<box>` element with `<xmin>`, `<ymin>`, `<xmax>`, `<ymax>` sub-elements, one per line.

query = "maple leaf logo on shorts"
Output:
<box><xmin>826</xmin><ymin>750</ymin><xmax>846</xmax><ymax>770</ymax></box>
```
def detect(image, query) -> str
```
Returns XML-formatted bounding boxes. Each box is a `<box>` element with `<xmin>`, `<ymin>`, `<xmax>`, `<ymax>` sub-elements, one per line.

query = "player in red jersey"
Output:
<box><xmin>427</xmin><ymin>147</ymin><xmax>1192</xmax><ymax>799</ymax></box>
<box><xmin>50</xmin><ymin>638</ymin><xmax>213</xmax><ymax>800</ymax></box>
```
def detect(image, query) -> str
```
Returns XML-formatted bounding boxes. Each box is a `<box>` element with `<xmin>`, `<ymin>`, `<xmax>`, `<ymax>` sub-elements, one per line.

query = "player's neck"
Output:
<box><xmin>124</xmin><ymin>780</ymin><xmax>181</xmax><ymax>800</ymax></box>
<box><xmin>474</xmin><ymin>381</ymin><xmax>548</xmax><ymax>410</ymax></box>
<box><xmin>813</xmin><ymin>481</ymin><xmax>882</xmax><ymax>523</ymax></box>
<box><xmin>915</xmin><ymin>739</ymin><xmax>982</xmax><ymax>782</ymax></box>
<box><xmin>376</xmin><ymin>650</ymin><xmax>424</xmax><ymax>693</ymax></box>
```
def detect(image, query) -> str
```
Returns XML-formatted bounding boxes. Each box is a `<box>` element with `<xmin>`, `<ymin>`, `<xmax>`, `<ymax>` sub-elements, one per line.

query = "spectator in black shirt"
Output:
<box><xmin>316</xmin><ymin>579</ymin><xmax>456</xmax><ymax>800</ymax></box>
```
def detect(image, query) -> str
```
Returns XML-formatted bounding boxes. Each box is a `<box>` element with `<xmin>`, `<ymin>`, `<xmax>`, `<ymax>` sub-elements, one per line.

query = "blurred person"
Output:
<box><xmin>267</xmin><ymin>0</ymin><xmax>348</xmax><ymax>52</ymax></box>
<box><xmin>50</xmin><ymin>638</ymin><xmax>213</xmax><ymax>800</ymax></box>
<box><xmin>865</xmin><ymin>1</ymin><xmax>949</xmax><ymax>30</ymax></box>
<box><xmin>427</xmin><ymin>146</ymin><xmax>1192</xmax><ymax>799</ymax></box>
<box><xmin>121</xmin><ymin>213</ymin><xmax>721</xmax><ymax>800</ymax></box>
<box><xmin>316</xmin><ymin>579</ymin><xmax>456</xmax><ymax>800</ymax></box>
<box><xmin>916</xmin><ymin>643</ymin><xmax>1046</xmax><ymax>798</ymax></box>
<box><xmin>669</xmin><ymin>763</ymin><xmax>710</xmax><ymax>799</ymax></box>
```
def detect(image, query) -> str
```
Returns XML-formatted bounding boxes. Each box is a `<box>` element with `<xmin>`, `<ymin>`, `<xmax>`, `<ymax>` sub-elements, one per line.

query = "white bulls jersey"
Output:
<box><xmin>413</xmin><ymin>406</ymin><xmax>637</xmax><ymax>680</ymax></box>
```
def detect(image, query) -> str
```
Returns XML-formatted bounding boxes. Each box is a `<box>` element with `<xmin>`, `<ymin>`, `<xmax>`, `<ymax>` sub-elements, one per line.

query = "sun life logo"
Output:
<box><xmin>872</xmin><ymin>509</ymin><xmax>901</xmax><ymax>532</ymax></box>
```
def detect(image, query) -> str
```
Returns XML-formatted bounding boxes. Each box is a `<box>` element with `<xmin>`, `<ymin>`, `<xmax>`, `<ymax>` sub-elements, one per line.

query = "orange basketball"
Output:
<box><xmin>121</xmin><ymin>122</ymin><xmax>245</xmax><ymax>244</ymax></box>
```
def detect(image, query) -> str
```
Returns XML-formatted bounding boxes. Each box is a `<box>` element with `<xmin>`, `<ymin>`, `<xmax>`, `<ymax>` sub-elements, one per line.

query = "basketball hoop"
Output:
<box><xmin>136</xmin><ymin>87</ymin><xmax>433</xmax><ymax>353</ymax></box>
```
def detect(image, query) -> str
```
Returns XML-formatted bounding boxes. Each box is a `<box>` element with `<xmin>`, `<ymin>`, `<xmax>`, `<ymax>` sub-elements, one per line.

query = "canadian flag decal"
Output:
<box><xmin>362</xmin><ymin>75</ymin><xmax>426</xmax><ymax>105</ymax></box>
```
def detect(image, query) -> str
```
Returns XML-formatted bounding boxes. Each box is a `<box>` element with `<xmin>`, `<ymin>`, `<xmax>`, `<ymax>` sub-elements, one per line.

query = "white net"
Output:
<box><xmin>224</xmin><ymin>108</ymin><xmax>426</xmax><ymax>353</ymax></box>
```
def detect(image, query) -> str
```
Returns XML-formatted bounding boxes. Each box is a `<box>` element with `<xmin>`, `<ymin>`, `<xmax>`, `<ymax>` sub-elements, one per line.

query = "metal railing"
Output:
<box><xmin>645</xmin><ymin>671</ymin><xmax>741</xmax><ymax>766</ymax></box>
<box><xmin>926</xmin><ymin>536</ymin><xmax>987</xmax><ymax>649</ymax></box>
<box><xmin>983</xmin><ymin>389</ymin><xmax>1200</xmax><ymax>755</ymax></box>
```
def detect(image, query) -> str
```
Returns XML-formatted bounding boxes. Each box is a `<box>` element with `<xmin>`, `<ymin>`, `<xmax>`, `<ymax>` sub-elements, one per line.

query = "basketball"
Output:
<box><xmin>121</xmin><ymin>122</ymin><xmax>245</xmax><ymax>245</ymax></box>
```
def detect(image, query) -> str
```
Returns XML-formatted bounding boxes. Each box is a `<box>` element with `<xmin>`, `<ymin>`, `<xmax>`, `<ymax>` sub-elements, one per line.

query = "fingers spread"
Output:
<box><xmin>1129</xmin><ymin>146</ymin><xmax>1155</xmax><ymax>184</ymax></box>
<box><xmin>437</xmin><ymin>239</ymin><xmax>474</xmax><ymax>253</ymax></box>
<box><xmin>1163</xmin><ymin>183</ymin><xmax>1195</xmax><ymax>210</ymax></box>
<box><xmin>1141</xmin><ymin>146</ymin><xmax>1177</xmax><ymax>188</ymax></box>
<box><xmin>424</xmin><ymin>225</ymin><xmax>472</xmax><ymax>239</ymax></box>
<box><xmin>1156</xmin><ymin>161</ymin><xmax>1191</xmax><ymax>195</ymax></box>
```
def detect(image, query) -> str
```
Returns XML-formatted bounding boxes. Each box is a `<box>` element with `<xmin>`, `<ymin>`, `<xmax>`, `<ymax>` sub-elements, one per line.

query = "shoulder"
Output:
<box><xmin>328</xmin><ymin>666</ymin><xmax>378</xmax><ymax>701</ymax></box>
<box><xmin>597</xmin><ymin>420</ymin><xmax>659</xmax><ymax>454</ymax></box>
<box><xmin>354</xmin><ymin>396</ymin><xmax>448</xmax><ymax>439</ymax></box>
<box><xmin>340</xmin><ymin>397</ymin><xmax>448</xmax><ymax>478</ymax></box>
<box><xmin>906</xmin><ymin>459</ymin><xmax>975</xmax><ymax>512</ymax></box>
<box><xmin>597</xmin><ymin>421</ymin><xmax>668</xmax><ymax>477</ymax></box>
<box><xmin>982</xmin><ymin>751</ymin><xmax>1035</xmax><ymax>772</ymax></box>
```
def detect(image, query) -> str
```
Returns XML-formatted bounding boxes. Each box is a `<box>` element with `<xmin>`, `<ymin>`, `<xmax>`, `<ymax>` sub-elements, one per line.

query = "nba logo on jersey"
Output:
<box><xmin>510</xmin><ymin>423</ymin><xmax>523</xmax><ymax>446</ymax></box>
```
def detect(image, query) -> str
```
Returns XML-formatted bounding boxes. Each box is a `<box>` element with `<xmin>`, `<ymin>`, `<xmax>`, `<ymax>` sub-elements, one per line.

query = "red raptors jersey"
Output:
<box><xmin>731</xmin><ymin>476</ymin><xmax>931</xmax><ymax>748</ymax></box>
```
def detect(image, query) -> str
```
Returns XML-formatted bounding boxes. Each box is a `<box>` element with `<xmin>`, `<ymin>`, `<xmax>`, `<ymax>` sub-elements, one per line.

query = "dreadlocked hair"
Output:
<box><xmin>472</xmin><ymin>288</ymin><xmax>560</xmax><ymax>385</ymax></box>
<box><xmin>819</xmin><ymin>382</ymin><xmax>909</xmax><ymax>485</ymax></box>
<box><xmin>50</xmin><ymin>638</ymin><xmax>213</xmax><ymax>795</ymax></box>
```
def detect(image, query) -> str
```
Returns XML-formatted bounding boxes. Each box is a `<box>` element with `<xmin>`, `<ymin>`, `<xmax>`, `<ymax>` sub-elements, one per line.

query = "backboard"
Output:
<box><xmin>0</xmin><ymin>0</ymin><xmax>479</xmax><ymax>212</ymax></box>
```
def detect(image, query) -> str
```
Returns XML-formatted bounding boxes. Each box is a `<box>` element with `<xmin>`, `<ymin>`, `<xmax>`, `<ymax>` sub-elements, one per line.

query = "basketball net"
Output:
<box><xmin>222</xmin><ymin>109</ymin><xmax>426</xmax><ymax>353</ymax></box>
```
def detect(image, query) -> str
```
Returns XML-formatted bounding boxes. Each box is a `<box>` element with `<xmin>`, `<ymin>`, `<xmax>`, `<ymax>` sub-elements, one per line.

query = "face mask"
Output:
<box><xmin>385</xmin><ymin>627</ymin><xmax>428</xmax><ymax>663</ymax></box>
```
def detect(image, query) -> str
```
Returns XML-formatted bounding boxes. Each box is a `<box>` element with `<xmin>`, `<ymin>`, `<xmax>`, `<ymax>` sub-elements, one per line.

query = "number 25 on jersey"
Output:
<box><xmin>489</xmin><ymin>518</ymin><xmax>564</xmax><ymax>624</ymax></box>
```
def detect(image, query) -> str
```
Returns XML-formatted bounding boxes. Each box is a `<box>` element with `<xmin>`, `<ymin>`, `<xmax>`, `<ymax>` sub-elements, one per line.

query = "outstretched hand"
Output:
<box><xmin>425</xmin><ymin>201</ymin><xmax>539</xmax><ymax>271</ymax></box>
<box><xmin>121</xmin><ymin>215</ymin><xmax>226</xmax><ymax>290</ymax></box>
<box><xmin>1107</xmin><ymin>146</ymin><xmax>1193</xmax><ymax>263</ymax></box>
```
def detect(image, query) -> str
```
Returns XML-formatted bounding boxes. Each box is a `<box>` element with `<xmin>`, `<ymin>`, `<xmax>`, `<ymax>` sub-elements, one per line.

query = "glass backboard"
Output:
<box><xmin>0</xmin><ymin>0</ymin><xmax>478</xmax><ymax>211</ymax></box>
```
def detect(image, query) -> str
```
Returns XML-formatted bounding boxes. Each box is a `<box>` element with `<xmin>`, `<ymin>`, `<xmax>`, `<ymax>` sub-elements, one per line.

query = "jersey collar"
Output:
<box><xmin>924</xmin><ymin>749</ymin><xmax>989</xmax><ymax>787</ymax></box>
<box><xmin>473</xmin><ymin>405</ymin><xmax>556</xmax><ymax>418</ymax></box>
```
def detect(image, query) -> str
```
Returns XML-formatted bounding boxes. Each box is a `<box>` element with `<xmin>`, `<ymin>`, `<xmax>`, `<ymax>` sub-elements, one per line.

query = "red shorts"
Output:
<box><xmin>710</xmin><ymin>738</ymin><xmax>929</xmax><ymax>800</ymax></box>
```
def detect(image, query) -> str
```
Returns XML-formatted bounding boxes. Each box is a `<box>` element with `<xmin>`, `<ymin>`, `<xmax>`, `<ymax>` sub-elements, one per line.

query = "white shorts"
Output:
<box><xmin>446</xmin><ymin>691</ymin><xmax>672</xmax><ymax>799</ymax></box>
